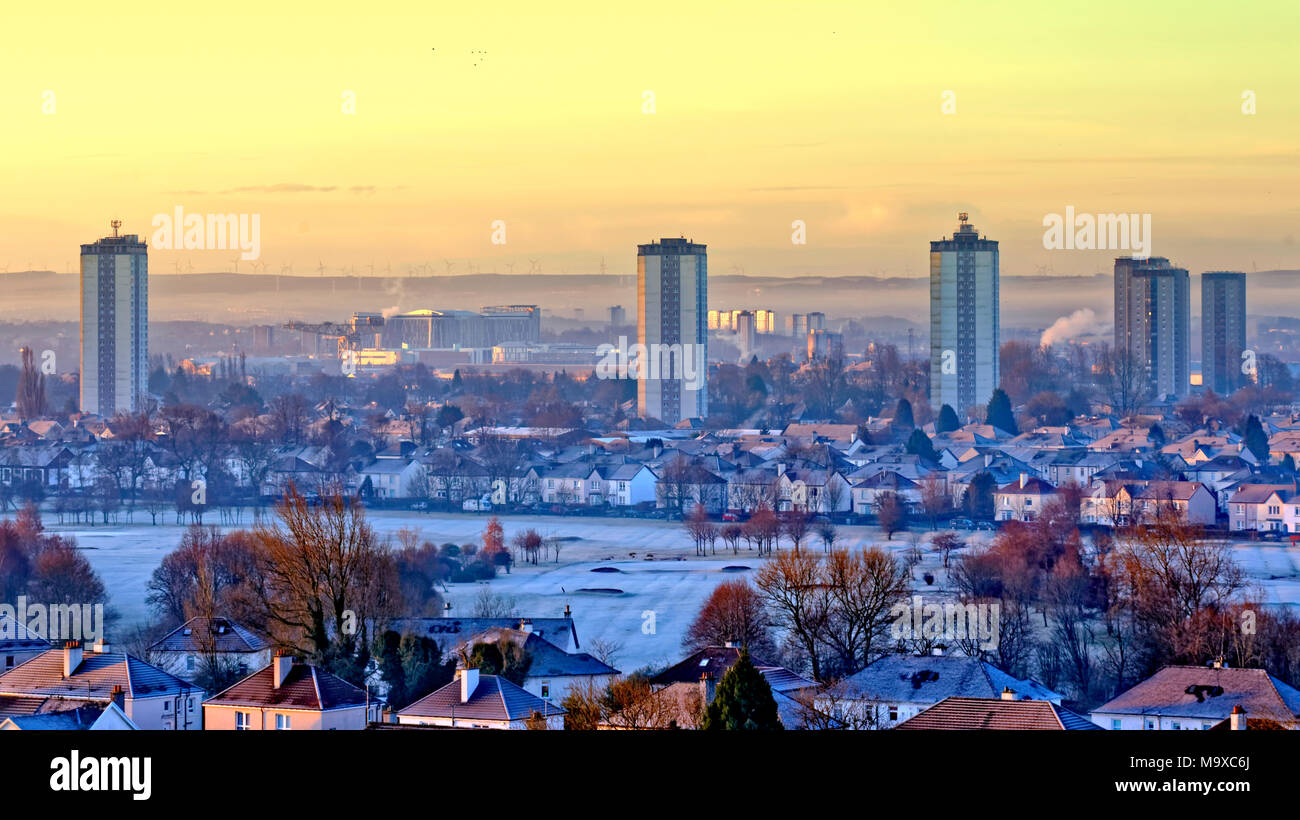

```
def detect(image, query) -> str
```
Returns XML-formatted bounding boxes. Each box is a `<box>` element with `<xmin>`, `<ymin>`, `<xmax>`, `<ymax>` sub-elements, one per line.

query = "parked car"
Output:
<box><xmin>952</xmin><ymin>518</ymin><xmax>974</xmax><ymax>530</ymax></box>
<box><xmin>462</xmin><ymin>494</ymin><xmax>493</xmax><ymax>512</ymax></box>
<box><xmin>974</xmin><ymin>521</ymin><xmax>996</xmax><ymax>531</ymax></box>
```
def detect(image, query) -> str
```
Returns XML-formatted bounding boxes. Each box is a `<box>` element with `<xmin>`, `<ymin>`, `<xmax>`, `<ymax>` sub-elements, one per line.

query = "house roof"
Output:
<box><xmin>839</xmin><ymin>653</ymin><xmax>1063</xmax><ymax>704</ymax></box>
<box><xmin>150</xmin><ymin>617</ymin><xmax>270</xmax><ymax>655</ymax></box>
<box><xmin>452</xmin><ymin>627</ymin><xmax>618</xmax><ymax>677</ymax></box>
<box><xmin>996</xmin><ymin>477</ymin><xmax>1057</xmax><ymax>495</ymax></box>
<box><xmin>0</xmin><ymin>649</ymin><xmax>197</xmax><ymax>700</ymax></box>
<box><xmin>895</xmin><ymin>696</ymin><xmax>1100</xmax><ymax>730</ymax></box>
<box><xmin>396</xmin><ymin>616</ymin><xmax>579</xmax><ymax>651</ymax></box>
<box><xmin>1092</xmin><ymin>665</ymin><xmax>1300</xmax><ymax>724</ymax></box>
<box><xmin>398</xmin><ymin>673</ymin><xmax>563</xmax><ymax>722</ymax></box>
<box><xmin>204</xmin><ymin>659</ymin><xmax>366</xmax><ymax>711</ymax></box>
<box><xmin>0</xmin><ymin>614</ymin><xmax>54</xmax><ymax>653</ymax></box>
<box><xmin>1228</xmin><ymin>484</ymin><xmax>1296</xmax><ymax>505</ymax></box>
<box><xmin>650</xmin><ymin>646</ymin><xmax>817</xmax><ymax>694</ymax></box>
<box><xmin>0</xmin><ymin>705</ymin><xmax>109</xmax><ymax>730</ymax></box>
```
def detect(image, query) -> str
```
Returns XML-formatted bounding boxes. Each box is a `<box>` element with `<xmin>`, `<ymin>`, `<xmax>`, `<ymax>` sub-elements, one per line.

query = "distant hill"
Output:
<box><xmin>1</xmin><ymin>269</ymin><xmax>1297</xmax><ymax>329</ymax></box>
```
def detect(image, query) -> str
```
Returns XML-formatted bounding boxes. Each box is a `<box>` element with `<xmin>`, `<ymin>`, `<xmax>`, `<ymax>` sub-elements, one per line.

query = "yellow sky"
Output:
<box><xmin>2</xmin><ymin>1</ymin><xmax>1298</xmax><ymax>278</ymax></box>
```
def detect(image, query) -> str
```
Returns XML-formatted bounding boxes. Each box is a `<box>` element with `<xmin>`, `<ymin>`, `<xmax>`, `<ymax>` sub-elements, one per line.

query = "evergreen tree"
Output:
<box><xmin>894</xmin><ymin>398</ymin><xmax>915</xmax><ymax>430</ymax></box>
<box><xmin>905</xmin><ymin>428</ymin><xmax>939</xmax><ymax>463</ymax></box>
<box><xmin>985</xmin><ymin>388</ymin><xmax>1017</xmax><ymax>434</ymax></box>
<box><xmin>1242</xmin><ymin>415</ymin><xmax>1270</xmax><ymax>462</ymax></box>
<box><xmin>700</xmin><ymin>648</ymin><xmax>783</xmax><ymax>731</ymax></box>
<box><xmin>936</xmin><ymin>404</ymin><xmax>960</xmax><ymax>434</ymax></box>
<box><xmin>963</xmin><ymin>470</ymin><xmax>997</xmax><ymax>521</ymax></box>
<box><xmin>1149</xmin><ymin>423</ymin><xmax>1166</xmax><ymax>448</ymax></box>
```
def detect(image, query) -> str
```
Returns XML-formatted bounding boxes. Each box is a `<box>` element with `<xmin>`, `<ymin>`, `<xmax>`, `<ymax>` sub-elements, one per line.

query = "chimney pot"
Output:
<box><xmin>1230</xmin><ymin>704</ymin><xmax>1247</xmax><ymax>731</ymax></box>
<box><xmin>1001</xmin><ymin>687</ymin><xmax>1017</xmax><ymax>701</ymax></box>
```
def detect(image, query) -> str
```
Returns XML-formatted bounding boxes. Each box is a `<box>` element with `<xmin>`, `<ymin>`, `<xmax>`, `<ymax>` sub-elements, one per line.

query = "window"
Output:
<box><xmin>275</xmin><ymin>713</ymin><xmax>291</xmax><ymax>730</ymax></box>
<box><xmin>1145</xmin><ymin>719</ymin><xmax>1155</xmax><ymax>730</ymax></box>
<box><xmin>1111</xmin><ymin>719</ymin><xmax>1121</xmax><ymax>730</ymax></box>
<box><xmin>163</xmin><ymin>700</ymin><xmax>171</xmax><ymax>712</ymax></box>
<box><xmin>235</xmin><ymin>711</ymin><xmax>250</xmax><ymax>730</ymax></box>
<box><xmin>1171</xmin><ymin>721</ymin><xmax>1181</xmax><ymax>730</ymax></box>
<box><xmin>888</xmin><ymin>706</ymin><xmax>898</xmax><ymax>722</ymax></box>
<box><xmin>188</xmin><ymin>697</ymin><xmax>195</xmax><ymax>712</ymax></box>
<box><xmin>540</xmin><ymin>683</ymin><xmax>550</xmax><ymax>698</ymax></box>
<box><xmin>186</xmin><ymin>655</ymin><xmax>196</xmax><ymax>672</ymax></box>
<box><xmin>4</xmin><ymin>655</ymin><xmax>13</xmax><ymax>669</ymax></box>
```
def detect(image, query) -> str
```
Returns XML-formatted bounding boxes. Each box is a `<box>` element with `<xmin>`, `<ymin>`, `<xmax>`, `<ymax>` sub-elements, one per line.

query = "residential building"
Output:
<box><xmin>995</xmin><ymin>474</ymin><xmax>1057</xmax><ymax>521</ymax></box>
<box><xmin>1115</xmin><ymin>256</ymin><xmax>1191</xmax><ymax>400</ymax></box>
<box><xmin>396</xmin><ymin>668</ymin><xmax>565</xmax><ymax>729</ymax></box>
<box><xmin>1091</xmin><ymin>664</ymin><xmax>1300</xmax><ymax>730</ymax></box>
<box><xmin>0</xmin><ymin>643</ymin><xmax>202</xmax><ymax>730</ymax></box>
<box><xmin>827</xmin><ymin>653</ymin><xmax>1063</xmax><ymax>729</ymax></box>
<box><xmin>0</xmin><ymin>701</ymin><xmax>137</xmax><ymax>731</ymax></box>
<box><xmin>149</xmin><ymin>616</ymin><xmax>272</xmax><ymax>682</ymax></box>
<box><xmin>0</xmin><ymin>614</ymin><xmax>52</xmax><ymax>671</ymax></box>
<box><xmin>637</xmin><ymin>237</ymin><xmax>708</xmax><ymax>423</ymax></box>
<box><xmin>1201</xmin><ymin>272</ymin><xmax>1248</xmax><ymax>395</ymax></box>
<box><xmin>449</xmin><ymin>625</ymin><xmax>618</xmax><ymax>704</ymax></box>
<box><xmin>203</xmin><ymin>653</ymin><xmax>372</xmax><ymax>730</ymax></box>
<box><xmin>930</xmin><ymin>213</ymin><xmax>999</xmax><ymax>412</ymax></box>
<box><xmin>895</xmin><ymin>694</ymin><xmax>1100</xmax><ymax>730</ymax></box>
<box><xmin>80</xmin><ymin>223</ymin><xmax>149</xmax><ymax>415</ymax></box>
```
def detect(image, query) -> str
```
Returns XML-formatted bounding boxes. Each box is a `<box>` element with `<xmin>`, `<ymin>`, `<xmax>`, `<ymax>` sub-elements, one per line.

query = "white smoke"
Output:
<box><xmin>1040</xmin><ymin>308</ymin><xmax>1098</xmax><ymax>347</ymax></box>
<box><xmin>381</xmin><ymin>305</ymin><xmax>402</xmax><ymax>319</ymax></box>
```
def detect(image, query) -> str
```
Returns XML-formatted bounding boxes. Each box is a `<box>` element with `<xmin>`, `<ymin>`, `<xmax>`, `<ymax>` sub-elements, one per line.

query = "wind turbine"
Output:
<box><xmin>317</xmin><ymin>260</ymin><xmax>327</xmax><ymax>277</ymax></box>
<box><xmin>230</xmin><ymin>257</ymin><xmax>240</xmax><ymax>274</ymax></box>
<box><xmin>442</xmin><ymin>259</ymin><xmax>455</xmax><ymax>276</ymax></box>
<box><xmin>528</xmin><ymin>258</ymin><xmax>540</xmax><ymax>275</ymax></box>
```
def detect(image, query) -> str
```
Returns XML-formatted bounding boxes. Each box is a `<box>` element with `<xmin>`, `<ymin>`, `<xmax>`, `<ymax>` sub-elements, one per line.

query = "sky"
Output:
<box><xmin>2</xmin><ymin>1</ymin><xmax>1299</xmax><ymax>279</ymax></box>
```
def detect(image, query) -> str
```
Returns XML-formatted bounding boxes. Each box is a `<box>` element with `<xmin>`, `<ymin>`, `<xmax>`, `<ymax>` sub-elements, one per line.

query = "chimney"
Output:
<box><xmin>777</xmin><ymin>462</ymin><xmax>786</xmax><ymax>476</ymax></box>
<box><xmin>1213</xmin><ymin>657</ymin><xmax>1226</xmax><ymax>669</ymax></box>
<box><xmin>458</xmin><ymin>667</ymin><xmax>480</xmax><ymax>703</ymax></box>
<box><xmin>931</xmin><ymin>645</ymin><xmax>944</xmax><ymax>657</ymax></box>
<box><xmin>273</xmin><ymin>651</ymin><xmax>295</xmax><ymax>689</ymax></box>
<box><xmin>700</xmin><ymin>672</ymin><xmax>716</xmax><ymax>704</ymax></box>
<box><xmin>564</xmin><ymin>604</ymin><xmax>572</xmax><ymax>619</ymax></box>
<box><xmin>63</xmin><ymin>641</ymin><xmax>83</xmax><ymax>678</ymax></box>
<box><xmin>91</xmin><ymin>639</ymin><xmax>109</xmax><ymax>654</ymax></box>
<box><xmin>1019</xmin><ymin>472</ymin><xmax>1028</xmax><ymax>489</ymax></box>
<box><xmin>724</xmin><ymin>640</ymin><xmax>735</xmax><ymax>649</ymax></box>
<box><xmin>1000</xmin><ymin>687</ymin><xmax>1018</xmax><ymax>701</ymax></box>
<box><xmin>110</xmin><ymin>684</ymin><xmax>125</xmax><ymax>711</ymax></box>
<box><xmin>1230</xmin><ymin>704</ymin><xmax>1247</xmax><ymax>731</ymax></box>
<box><xmin>519</xmin><ymin>618</ymin><xmax>534</xmax><ymax>634</ymax></box>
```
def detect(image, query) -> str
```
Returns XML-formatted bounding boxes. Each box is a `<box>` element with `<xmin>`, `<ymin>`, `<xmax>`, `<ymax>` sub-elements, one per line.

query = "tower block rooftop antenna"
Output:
<box><xmin>111</xmin><ymin>219</ymin><xmax>122</xmax><ymax>237</ymax></box>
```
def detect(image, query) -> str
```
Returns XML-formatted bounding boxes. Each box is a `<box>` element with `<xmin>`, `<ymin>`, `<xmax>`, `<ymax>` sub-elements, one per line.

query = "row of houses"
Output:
<box><xmin>7</xmin><ymin>608</ymin><xmax>1295</xmax><ymax>731</ymax></box>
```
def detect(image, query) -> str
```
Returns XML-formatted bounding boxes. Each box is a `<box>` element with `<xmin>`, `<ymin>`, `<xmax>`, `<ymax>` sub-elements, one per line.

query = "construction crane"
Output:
<box><xmin>283</xmin><ymin>314</ymin><xmax>385</xmax><ymax>356</ymax></box>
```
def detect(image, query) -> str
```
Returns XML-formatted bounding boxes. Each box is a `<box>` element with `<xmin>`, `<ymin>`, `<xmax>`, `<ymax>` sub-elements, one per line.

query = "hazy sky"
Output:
<box><xmin>3</xmin><ymin>1</ymin><xmax>1299</xmax><ymax>279</ymax></box>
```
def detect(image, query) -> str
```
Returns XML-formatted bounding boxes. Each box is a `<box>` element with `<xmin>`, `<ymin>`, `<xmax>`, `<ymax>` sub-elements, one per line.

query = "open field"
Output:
<box><xmin>43</xmin><ymin>511</ymin><xmax>1300</xmax><ymax>673</ymax></box>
